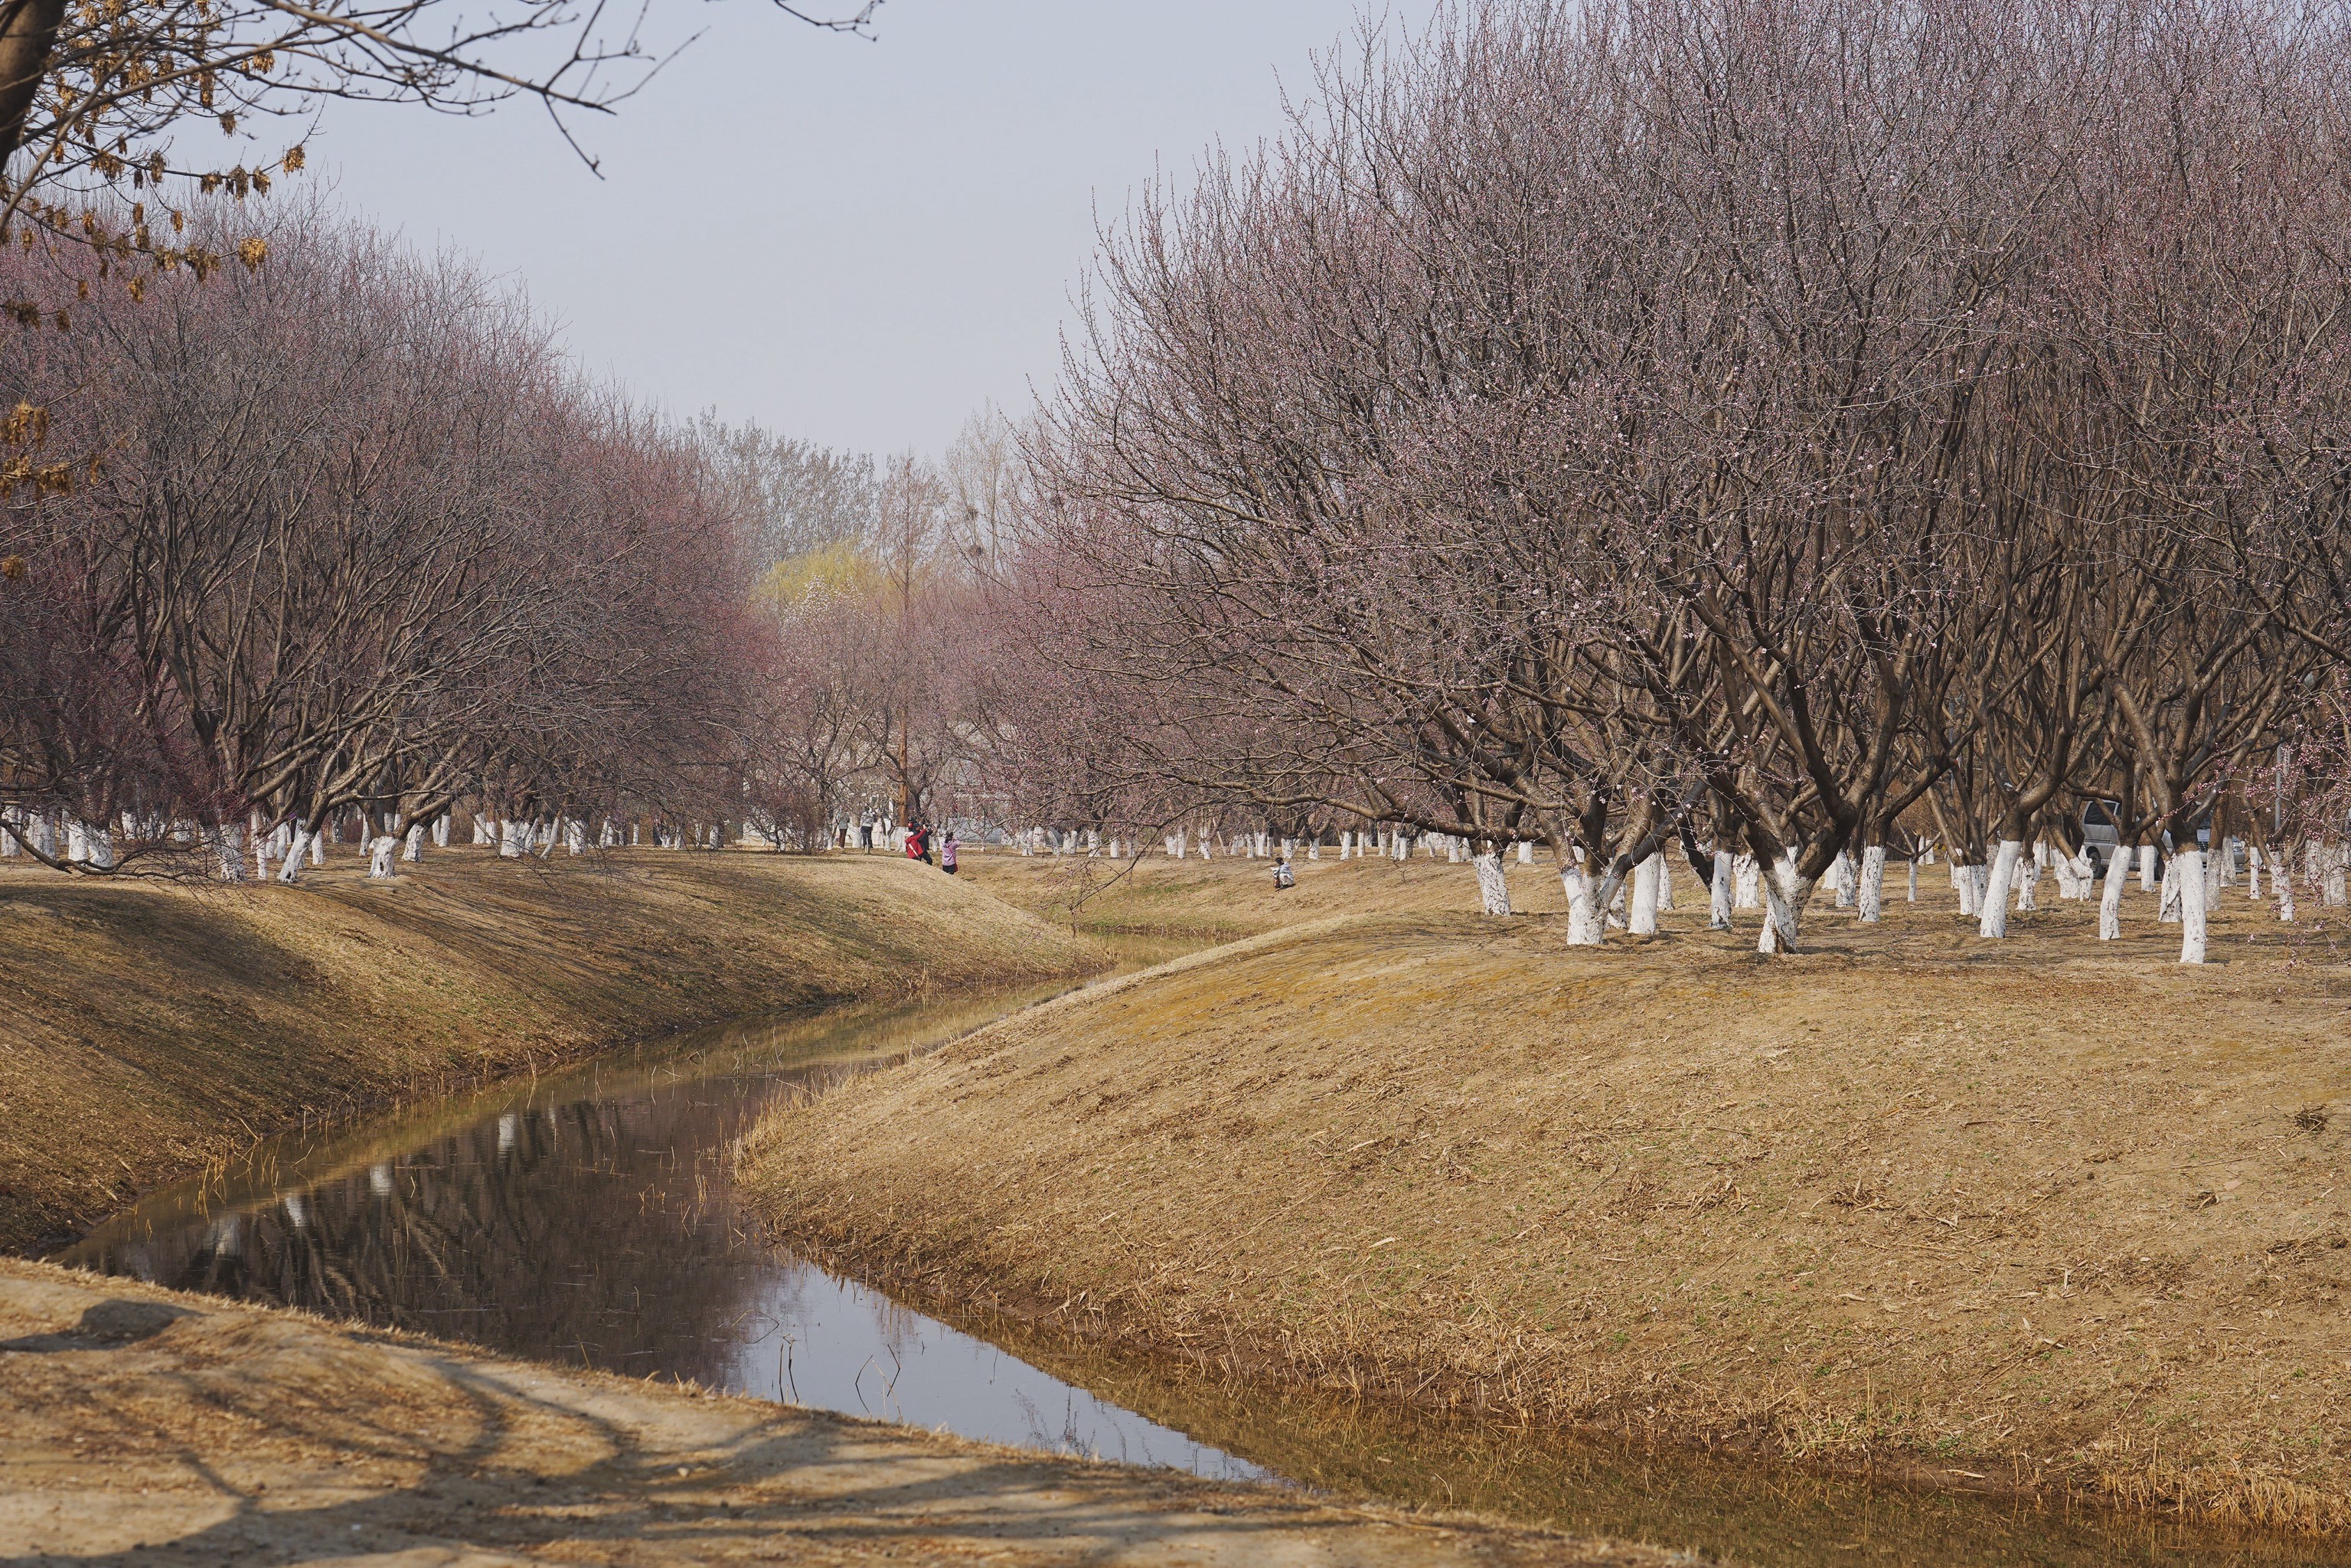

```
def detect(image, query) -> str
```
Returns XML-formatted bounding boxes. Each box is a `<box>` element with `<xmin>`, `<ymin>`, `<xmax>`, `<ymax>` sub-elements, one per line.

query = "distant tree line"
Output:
<box><xmin>1007</xmin><ymin>0</ymin><xmax>2351</xmax><ymax>962</ymax></box>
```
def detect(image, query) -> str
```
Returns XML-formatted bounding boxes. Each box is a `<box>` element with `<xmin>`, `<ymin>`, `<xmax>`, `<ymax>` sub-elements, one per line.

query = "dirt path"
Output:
<box><xmin>0</xmin><ymin>1260</ymin><xmax>1680</xmax><ymax>1566</ymax></box>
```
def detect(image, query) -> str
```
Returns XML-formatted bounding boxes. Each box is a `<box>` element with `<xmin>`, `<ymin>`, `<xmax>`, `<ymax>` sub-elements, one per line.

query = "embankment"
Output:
<box><xmin>0</xmin><ymin>848</ymin><xmax>1098</xmax><ymax>1253</ymax></box>
<box><xmin>742</xmin><ymin>866</ymin><xmax>2351</xmax><ymax>1534</ymax></box>
<box><xmin>0</xmin><ymin>1256</ymin><xmax>1672</xmax><ymax>1567</ymax></box>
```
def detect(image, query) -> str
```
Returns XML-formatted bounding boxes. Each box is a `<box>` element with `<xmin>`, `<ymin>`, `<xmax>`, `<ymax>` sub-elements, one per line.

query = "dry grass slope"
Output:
<box><xmin>744</xmin><ymin>858</ymin><xmax>2351</xmax><ymax>1535</ymax></box>
<box><xmin>0</xmin><ymin>848</ymin><xmax>1100</xmax><ymax>1253</ymax></box>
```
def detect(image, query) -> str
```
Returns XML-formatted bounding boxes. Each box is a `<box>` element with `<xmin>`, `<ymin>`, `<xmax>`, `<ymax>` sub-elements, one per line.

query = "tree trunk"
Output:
<box><xmin>1732</xmin><ymin>854</ymin><xmax>1759</xmax><ymax>910</ymax></box>
<box><xmin>276</xmin><ymin>830</ymin><xmax>311</xmax><ymax>884</ymax></box>
<box><xmin>2097</xmin><ymin>847</ymin><xmax>2130</xmax><ymax>939</ymax></box>
<box><xmin>2159</xmin><ymin>855</ymin><xmax>2182</xmax><ymax>923</ymax></box>
<box><xmin>2177</xmin><ymin>848</ymin><xmax>2209</xmax><ymax>964</ymax></box>
<box><xmin>499</xmin><ymin>819</ymin><xmax>524</xmax><ymax>858</ymax></box>
<box><xmin>1905</xmin><ymin>857</ymin><xmax>1918</xmax><ymax>902</ymax></box>
<box><xmin>1656</xmin><ymin>854</ymin><xmax>1674</xmax><ymax>913</ymax></box>
<box><xmin>1472</xmin><ymin>852</ymin><xmax>1512</xmax><ymax>916</ymax></box>
<box><xmin>1857</xmin><ymin>844</ymin><xmax>1886</xmax><ymax>923</ymax></box>
<box><xmin>2139</xmin><ymin>844</ymin><xmax>2157</xmax><ymax>893</ymax></box>
<box><xmin>1831</xmin><ymin>851</ymin><xmax>1855</xmax><ymax>907</ymax></box>
<box><xmin>1562</xmin><ymin>865</ymin><xmax>1605</xmax><ymax>946</ymax></box>
<box><xmin>402</xmin><ymin>823</ymin><xmax>426</xmax><ymax>863</ymax></box>
<box><xmin>1757</xmin><ymin>857</ymin><xmax>1811</xmax><ymax>954</ymax></box>
<box><xmin>205</xmin><ymin>822</ymin><xmax>247</xmax><ymax>882</ymax></box>
<box><xmin>1979</xmin><ymin>841</ymin><xmax>2023</xmax><ymax>938</ymax></box>
<box><xmin>0</xmin><ymin>0</ymin><xmax>68</xmax><ymax>173</ymax></box>
<box><xmin>1628</xmin><ymin>853</ymin><xmax>1660</xmax><ymax>935</ymax></box>
<box><xmin>1709</xmin><ymin>850</ymin><xmax>1734</xmax><ymax>929</ymax></box>
<box><xmin>367</xmin><ymin>836</ymin><xmax>398</xmax><ymax>880</ymax></box>
<box><xmin>433</xmin><ymin>815</ymin><xmax>451</xmax><ymax>848</ymax></box>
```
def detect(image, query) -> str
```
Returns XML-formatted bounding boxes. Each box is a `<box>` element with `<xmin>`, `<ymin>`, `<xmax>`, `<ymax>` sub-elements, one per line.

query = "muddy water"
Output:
<box><xmin>59</xmin><ymin>963</ymin><xmax>2342</xmax><ymax>1568</ymax></box>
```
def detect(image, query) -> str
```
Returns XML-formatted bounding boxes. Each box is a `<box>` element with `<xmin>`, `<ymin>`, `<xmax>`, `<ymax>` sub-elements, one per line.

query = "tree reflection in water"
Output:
<box><xmin>61</xmin><ymin>995</ymin><xmax>1265</xmax><ymax>1479</ymax></box>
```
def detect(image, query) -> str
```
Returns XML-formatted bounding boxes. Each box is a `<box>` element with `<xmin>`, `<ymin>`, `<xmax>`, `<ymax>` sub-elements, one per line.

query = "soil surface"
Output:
<box><xmin>0</xmin><ymin>848</ymin><xmax>1098</xmax><ymax>1253</ymax></box>
<box><xmin>0</xmin><ymin>1259</ymin><xmax>1679</xmax><ymax>1566</ymax></box>
<box><xmin>744</xmin><ymin>855</ymin><xmax>2351</xmax><ymax>1537</ymax></box>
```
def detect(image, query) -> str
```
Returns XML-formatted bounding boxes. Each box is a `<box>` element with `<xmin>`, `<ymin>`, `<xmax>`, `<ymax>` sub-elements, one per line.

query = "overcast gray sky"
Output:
<box><xmin>315</xmin><ymin>2</ymin><xmax>1435</xmax><ymax>457</ymax></box>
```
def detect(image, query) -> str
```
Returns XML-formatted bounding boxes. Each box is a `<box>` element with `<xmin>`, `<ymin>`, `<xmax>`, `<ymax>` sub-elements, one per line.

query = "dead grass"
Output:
<box><xmin>742</xmin><ymin>857</ymin><xmax>2351</xmax><ymax>1536</ymax></box>
<box><xmin>959</xmin><ymin>842</ymin><xmax>1571</xmax><ymax>936</ymax></box>
<box><xmin>0</xmin><ymin>847</ymin><xmax>1101</xmax><ymax>1253</ymax></box>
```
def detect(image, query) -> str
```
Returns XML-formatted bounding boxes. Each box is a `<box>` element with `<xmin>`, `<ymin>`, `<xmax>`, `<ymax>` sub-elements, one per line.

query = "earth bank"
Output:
<box><xmin>742</xmin><ymin>857</ymin><xmax>2351</xmax><ymax>1535</ymax></box>
<box><xmin>0</xmin><ymin>848</ymin><xmax>1098</xmax><ymax>1253</ymax></box>
<box><xmin>0</xmin><ymin>1256</ymin><xmax>1679</xmax><ymax>1566</ymax></box>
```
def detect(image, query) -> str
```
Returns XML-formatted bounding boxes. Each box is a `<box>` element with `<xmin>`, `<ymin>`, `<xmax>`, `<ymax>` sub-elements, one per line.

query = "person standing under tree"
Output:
<box><xmin>942</xmin><ymin>832</ymin><xmax>959</xmax><ymax>875</ymax></box>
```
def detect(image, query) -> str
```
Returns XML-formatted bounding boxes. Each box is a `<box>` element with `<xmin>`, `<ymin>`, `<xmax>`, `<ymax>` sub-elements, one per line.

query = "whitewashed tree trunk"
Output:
<box><xmin>2139</xmin><ymin>844</ymin><xmax>2157</xmax><ymax>892</ymax></box>
<box><xmin>1562</xmin><ymin>865</ymin><xmax>1605</xmax><ymax>946</ymax></box>
<box><xmin>2159</xmin><ymin>855</ymin><xmax>2183</xmax><ymax>923</ymax></box>
<box><xmin>403</xmin><ymin>823</ymin><xmax>426</xmax><ymax>863</ymax></box>
<box><xmin>203</xmin><ymin>822</ymin><xmax>245</xmax><ymax>881</ymax></box>
<box><xmin>1905</xmin><ymin>857</ymin><xmax>1918</xmax><ymax>901</ymax></box>
<box><xmin>1732</xmin><ymin>854</ymin><xmax>1759</xmax><ymax>910</ymax></box>
<box><xmin>2245</xmin><ymin>845</ymin><xmax>2262</xmax><ymax>900</ymax></box>
<box><xmin>1974</xmin><ymin>841</ymin><xmax>2031</xmax><ymax>940</ymax></box>
<box><xmin>1758</xmin><ymin>857</ymin><xmax>1812</xmax><ymax>953</ymax></box>
<box><xmin>367</xmin><ymin>836</ymin><xmax>398</xmax><ymax>880</ymax></box>
<box><xmin>1953</xmin><ymin>859</ymin><xmax>1976</xmax><ymax>916</ymax></box>
<box><xmin>276</xmin><ymin>830</ymin><xmax>311</xmax><ymax>884</ymax></box>
<box><xmin>1628</xmin><ymin>853</ymin><xmax>1660</xmax><ymax>935</ymax></box>
<box><xmin>1517</xmin><ymin>841</ymin><xmax>1533</xmax><ymax>864</ymax></box>
<box><xmin>1656</xmin><ymin>854</ymin><xmax>1674</xmax><ymax>912</ymax></box>
<box><xmin>499</xmin><ymin>819</ymin><xmax>523</xmax><ymax>858</ymax></box>
<box><xmin>2203</xmin><ymin>844</ymin><xmax>2225</xmax><ymax>910</ymax></box>
<box><xmin>472</xmin><ymin>817</ymin><xmax>492</xmax><ymax>846</ymax></box>
<box><xmin>2278</xmin><ymin>854</ymin><xmax>2297</xmax><ymax>922</ymax></box>
<box><xmin>2326</xmin><ymin>844</ymin><xmax>2347</xmax><ymax>907</ymax></box>
<box><xmin>1307</xmin><ymin>838</ymin><xmax>1319</xmax><ymax>861</ymax></box>
<box><xmin>1709</xmin><ymin>850</ymin><xmax>1734</xmax><ymax>929</ymax></box>
<box><xmin>2177</xmin><ymin>848</ymin><xmax>2209</xmax><ymax>963</ymax></box>
<box><xmin>564</xmin><ymin>819</ymin><xmax>585</xmax><ymax>855</ymax></box>
<box><xmin>1857</xmin><ymin>845</ymin><xmax>1886</xmax><ymax>922</ymax></box>
<box><xmin>2098</xmin><ymin>847</ymin><xmax>2131</xmax><ymax>939</ymax></box>
<box><xmin>309</xmin><ymin>829</ymin><xmax>325</xmax><ymax>866</ymax></box>
<box><xmin>1472</xmin><ymin>852</ymin><xmax>1512</xmax><ymax>916</ymax></box>
<box><xmin>1830</xmin><ymin>851</ymin><xmax>1854</xmax><ymax>907</ymax></box>
<box><xmin>64</xmin><ymin>818</ymin><xmax>89</xmax><ymax>863</ymax></box>
<box><xmin>2220</xmin><ymin>838</ymin><xmax>2240</xmax><ymax>887</ymax></box>
<box><xmin>433</xmin><ymin>815</ymin><xmax>451</xmax><ymax>848</ymax></box>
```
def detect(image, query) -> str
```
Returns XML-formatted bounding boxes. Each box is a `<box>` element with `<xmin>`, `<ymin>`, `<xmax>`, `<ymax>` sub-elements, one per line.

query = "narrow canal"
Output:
<box><xmin>57</xmin><ymin>965</ymin><xmax>2337</xmax><ymax>1568</ymax></box>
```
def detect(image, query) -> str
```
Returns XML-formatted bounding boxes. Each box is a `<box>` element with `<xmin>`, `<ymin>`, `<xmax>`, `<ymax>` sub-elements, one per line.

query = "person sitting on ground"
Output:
<box><xmin>942</xmin><ymin>832</ymin><xmax>960</xmax><ymax>875</ymax></box>
<box><xmin>1274</xmin><ymin>854</ymin><xmax>1295</xmax><ymax>890</ymax></box>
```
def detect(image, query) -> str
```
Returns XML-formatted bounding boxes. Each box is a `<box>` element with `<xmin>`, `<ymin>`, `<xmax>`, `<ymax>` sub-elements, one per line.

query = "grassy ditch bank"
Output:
<box><xmin>0</xmin><ymin>848</ymin><xmax>1099</xmax><ymax>1253</ymax></box>
<box><xmin>742</xmin><ymin>879</ymin><xmax>2351</xmax><ymax>1537</ymax></box>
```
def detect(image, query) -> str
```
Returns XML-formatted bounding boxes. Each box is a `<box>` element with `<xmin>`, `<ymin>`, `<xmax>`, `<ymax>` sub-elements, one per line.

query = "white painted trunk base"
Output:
<box><xmin>367</xmin><ymin>836</ymin><xmax>399</xmax><ymax>880</ymax></box>
<box><xmin>2098</xmin><ymin>848</ymin><xmax>2131</xmax><ymax>940</ymax></box>
<box><xmin>1628</xmin><ymin>853</ymin><xmax>1660</xmax><ymax>936</ymax></box>
<box><xmin>1709</xmin><ymin>850</ymin><xmax>1735</xmax><ymax>930</ymax></box>
<box><xmin>1856</xmin><ymin>845</ymin><xmax>1886</xmax><ymax>923</ymax></box>
<box><xmin>2177</xmin><ymin>848</ymin><xmax>2209</xmax><ymax>963</ymax></box>
<box><xmin>1472</xmin><ymin>853</ymin><xmax>1512</xmax><ymax>916</ymax></box>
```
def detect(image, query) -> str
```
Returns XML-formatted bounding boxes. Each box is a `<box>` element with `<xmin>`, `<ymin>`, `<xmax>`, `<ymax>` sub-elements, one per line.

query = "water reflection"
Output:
<box><xmin>60</xmin><ymin>987</ymin><xmax>1262</xmax><ymax>1481</ymax></box>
